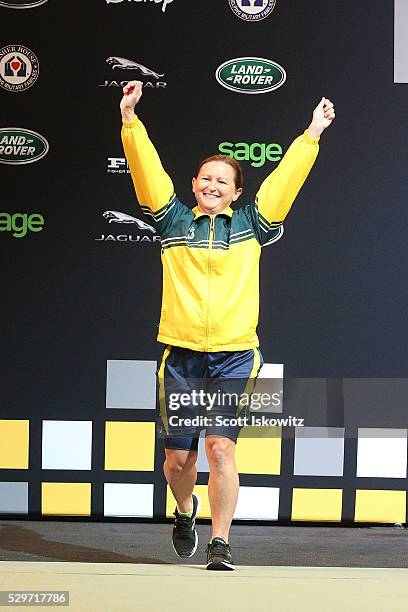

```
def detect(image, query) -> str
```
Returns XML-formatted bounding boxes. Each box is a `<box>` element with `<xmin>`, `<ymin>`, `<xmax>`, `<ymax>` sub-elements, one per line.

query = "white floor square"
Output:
<box><xmin>42</xmin><ymin>421</ymin><xmax>93</xmax><ymax>470</ymax></box>
<box><xmin>234</xmin><ymin>486</ymin><xmax>279</xmax><ymax>520</ymax></box>
<box><xmin>104</xmin><ymin>483</ymin><xmax>154</xmax><ymax>517</ymax></box>
<box><xmin>357</xmin><ymin>429</ymin><xmax>408</xmax><ymax>478</ymax></box>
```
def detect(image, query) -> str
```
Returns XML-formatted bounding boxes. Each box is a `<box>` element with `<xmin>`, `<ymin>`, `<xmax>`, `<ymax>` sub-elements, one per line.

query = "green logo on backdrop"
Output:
<box><xmin>216</xmin><ymin>57</ymin><xmax>286</xmax><ymax>94</ymax></box>
<box><xmin>0</xmin><ymin>128</ymin><xmax>49</xmax><ymax>165</ymax></box>
<box><xmin>0</xmin><ymin>212</ymin><xmax>44</xmax><ymax>238</ymax></box>
<box><xmin>0</xmin><ymin>1</ymin><xmax>48</xmax><ymax>8</ymax></box>
<box><xmin>219</xmin><ymin>141</ymin><xmax>283</xmax><ymax>167</ymax></box>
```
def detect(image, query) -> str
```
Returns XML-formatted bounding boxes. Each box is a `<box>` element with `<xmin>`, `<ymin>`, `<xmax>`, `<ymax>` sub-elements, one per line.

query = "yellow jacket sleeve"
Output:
<box><xmin>121</xmin><ymin>115</ymin><xmax>175</xmax><ymax>213</ymax></box>
<box><xmin>256</xmin><ymin>130</ymin><xmax>319</xmax><ymax>225</ymax></box>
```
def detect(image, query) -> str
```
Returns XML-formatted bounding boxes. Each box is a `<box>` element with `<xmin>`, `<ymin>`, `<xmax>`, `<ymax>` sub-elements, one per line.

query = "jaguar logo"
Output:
<box><xmin>103</xmin><ymin>211</ymin><xmax>156</xmax><ymax>233</ymax></box>
<box><xmin>106</xmin><ymin>57</ymin><xmax>164</xmax><ymax>79</ymax></box>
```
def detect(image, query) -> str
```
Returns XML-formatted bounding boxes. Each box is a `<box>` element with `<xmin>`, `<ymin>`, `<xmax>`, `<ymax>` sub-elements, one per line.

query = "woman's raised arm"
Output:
<box><xmin>120</xmin><ymin>80</ymin><xmax>175</xmax><ymax>214</ymax></box>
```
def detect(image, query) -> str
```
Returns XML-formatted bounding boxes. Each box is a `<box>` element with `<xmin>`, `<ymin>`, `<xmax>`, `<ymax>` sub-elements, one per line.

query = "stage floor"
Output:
<box><xmin>1</xmin><ymin>562</ymin><xmax>407</xmax><ymax>612</ymax></box>
<box><xmin>0</xmin><ymin>521</ymin><xmax>408</xmax><ymax>611</ymax></box>
<box><xmin>0</xmin><ymin>520</ymin><xmax>407</xmax><ymax>567</ymax></box>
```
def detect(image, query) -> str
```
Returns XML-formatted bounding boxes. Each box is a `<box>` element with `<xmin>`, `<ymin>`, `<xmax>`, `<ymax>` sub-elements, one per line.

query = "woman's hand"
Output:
<box><xmin>120</xmin><ymin>80</ymin><xmax>143</xmax><ymax>121</ymax></box>
<box><xmin>307</xmin><ymin>97</ymin><xmax>335</xmax><ymax>138</ymax></box>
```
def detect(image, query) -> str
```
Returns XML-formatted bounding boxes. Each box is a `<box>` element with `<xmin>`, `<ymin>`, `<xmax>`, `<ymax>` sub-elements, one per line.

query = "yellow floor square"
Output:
<box><xmin>0</xmin><ymin>420</ymin><xmax>29</xmax><ymax>469</ymax></box>
<box><xmin>292</xmin><ymin>488</ymin><xmax>343</xmax><ymax>522</ymax></box>
<box><xmin>42</xmin><ymin>483</ymin><xmax>91</xmax><ymax>516</ymax></box>
<box><xmin>166</xmin><ymin>485</ymin><xmax>210</xmax><ymax>518</ymax></box>
<box><xmin>355</xmin><ymin>490</ymin><xmax>406</xmax><ymax>523</ymax></box>
<box><xmin>235</xmin><ymin>426</ymin><xmax>281</xmax><ymax>474</ymax></box>
<box><xmin>105</xmin><ymin>422</ymin><xmax>155</xmax><ymax>471</ymax></box>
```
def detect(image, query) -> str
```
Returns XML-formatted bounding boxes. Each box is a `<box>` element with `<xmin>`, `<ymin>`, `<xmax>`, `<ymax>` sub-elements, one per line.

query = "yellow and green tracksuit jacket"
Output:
<box><xmin>122</xmin><ymin>116</ymin><xmax>319</xmax><ymax>352</ymax></box>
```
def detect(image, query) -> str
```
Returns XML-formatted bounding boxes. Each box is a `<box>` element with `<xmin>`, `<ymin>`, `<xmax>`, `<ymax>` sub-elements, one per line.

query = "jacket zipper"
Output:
<box><xmin>205</xmin><ymin>216</ymin><xmax>215</xmax><ymax>351</ymax></box>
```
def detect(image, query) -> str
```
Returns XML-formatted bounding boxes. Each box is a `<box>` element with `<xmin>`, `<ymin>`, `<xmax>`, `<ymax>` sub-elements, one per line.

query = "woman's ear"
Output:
<box><xmin>232</xmin><ymin>188</ymin><xmax>243</xmax><ymax>202</ymax></box>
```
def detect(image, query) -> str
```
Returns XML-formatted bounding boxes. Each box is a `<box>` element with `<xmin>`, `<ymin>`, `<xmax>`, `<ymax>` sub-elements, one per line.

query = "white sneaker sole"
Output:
<box><xmin>206</xmin><ymin>560</ymin><xmax>235</xmax><ymax>571</ymax></box>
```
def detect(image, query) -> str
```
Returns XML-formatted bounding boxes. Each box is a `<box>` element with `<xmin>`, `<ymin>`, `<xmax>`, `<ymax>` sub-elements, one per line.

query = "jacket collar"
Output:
<box><xmin>193</xmin><ymin>206</ymin><xmax>233</xmax><ymax>219</ymax></box>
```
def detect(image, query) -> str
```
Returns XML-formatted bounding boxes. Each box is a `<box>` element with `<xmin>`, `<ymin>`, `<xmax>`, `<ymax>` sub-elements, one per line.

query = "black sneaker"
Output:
<box><xmin>206</xmin><ymin>537</ymin><xmax>235</xmax><ymax>571</ymax></box>
<box><xmin>172</xmin><ymin>493</ymin><xmax>199</xmax><ymax>558</ymax></box>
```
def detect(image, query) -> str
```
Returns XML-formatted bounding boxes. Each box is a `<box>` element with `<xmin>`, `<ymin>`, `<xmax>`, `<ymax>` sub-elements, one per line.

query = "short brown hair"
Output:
<box><xmin>196</xmin><ymin>155</ymin><xmax>243</xmax><ymax>190</ymax></box>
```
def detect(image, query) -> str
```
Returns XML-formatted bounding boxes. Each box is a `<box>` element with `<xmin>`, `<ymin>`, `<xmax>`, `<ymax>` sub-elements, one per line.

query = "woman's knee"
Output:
<box><xmin>205</xmin><ymin>436</ymin><xmax>235</xmax><ymax>468</ymax></box>
<box><xmin>165</xmin><ymin>449</ymin><xmax>197</xmax><ymax>475</ymax></box>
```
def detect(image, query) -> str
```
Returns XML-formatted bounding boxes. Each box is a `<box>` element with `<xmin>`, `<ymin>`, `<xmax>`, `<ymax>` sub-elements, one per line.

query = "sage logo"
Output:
<box><xmin>0</xmin><ymin>128</ymin><xmax>49</xmax><ymax>165</ymax></box>
<box><xmin>216</xmin><ymin>57</ymin><xmax>285</xmax><ymax>94</ymax></box>
<box><xmin>0</xmin><ymin>45</ymin><xmax>39</xmax><ymax>92</ymax></box>
<box><xmin>219</xmin><ymin>141</ymin><xmax>283</xmax><ymax>167</ymax></box>
<box><xmin>0</xmin><ymin>212</ymin><xmax>44</xmax><ymax>238</ymax></box>
<box><xmin>0</xmin><ymin>0</ymin><xmax>48</xmax><ymax>7</ymax></box>
<box><xmin>228</xmin><ymin>0</ymin><xmax>277</xmax><ymax>22</ymax></box>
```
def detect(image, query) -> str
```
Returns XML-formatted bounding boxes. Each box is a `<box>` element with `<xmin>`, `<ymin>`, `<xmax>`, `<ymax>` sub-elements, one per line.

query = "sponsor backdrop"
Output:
<box><xmin>1</xmin><ymin>0</ymin><xmax>408</xmax><ymax>524</ymax></box>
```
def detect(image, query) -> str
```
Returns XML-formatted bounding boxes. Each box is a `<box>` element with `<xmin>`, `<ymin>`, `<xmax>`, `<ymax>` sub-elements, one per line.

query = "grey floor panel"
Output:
<box><xmin>0</xmin><ymin>521</ymin><xmax>407</xmax><ymax>567</ymax></box>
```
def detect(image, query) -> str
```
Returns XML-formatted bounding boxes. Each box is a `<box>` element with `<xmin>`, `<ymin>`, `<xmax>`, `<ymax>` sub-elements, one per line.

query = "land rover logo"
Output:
<box><xmin>0</xmin><ymin>0</ymin><xmax>48</xmax><ymax>8</ymax></box>
<box><xmin>0</xmin><ymin>128</ymin><xmax>49</xmax><ymax>165</ymax></box>
<box><xmin>215</xmin><ymin>57</ymin><xmax>286</xmax><ymax>94</ymax></box>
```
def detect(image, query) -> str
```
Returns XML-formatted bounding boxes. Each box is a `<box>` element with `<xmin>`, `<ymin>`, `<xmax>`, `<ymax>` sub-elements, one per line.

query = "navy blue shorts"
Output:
<box><xmin>157</xmin><ymin>346</ymin><xmax>263</xmax><ymax>451</ymax></box>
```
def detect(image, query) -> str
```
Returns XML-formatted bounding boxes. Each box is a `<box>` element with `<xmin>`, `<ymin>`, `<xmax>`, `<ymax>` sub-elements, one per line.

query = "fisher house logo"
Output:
<box><xmin>228</xmin><ymin>0</ymin><xmax>277</xmax><ymax>22</ymax></box>
<box><xmin>0</xmin><ymin>45</ymin><xmax>39</xmax><ymax>92</ymax></box>
<box><xmin>0</xmin><ymin>0</ymin><xmax>48</xmax><ymax>7</ymax></box>
<box><xmin>215</xmin><ymin>57</ymin><xmax>286</xmax><ymax>94</ymax></box>
<box><xmin>0</xmin><ymin>128</ymin><xmax>49</xmax><ymax>165</ymax></box>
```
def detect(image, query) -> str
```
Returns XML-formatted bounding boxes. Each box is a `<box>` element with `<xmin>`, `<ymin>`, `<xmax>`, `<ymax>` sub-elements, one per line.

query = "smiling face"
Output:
<box><xmin>192</xmin><ymin>161</ymin><xmax>243</xmax><ymax>215</ymax></box>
